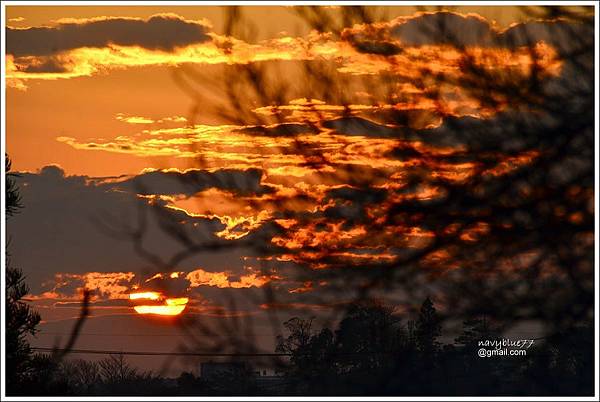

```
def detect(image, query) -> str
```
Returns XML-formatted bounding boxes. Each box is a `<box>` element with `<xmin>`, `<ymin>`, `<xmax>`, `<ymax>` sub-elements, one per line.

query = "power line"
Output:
<box><xmin>31</xmin><ymin>347</ymin><xmax>425</xmax><ymax>357</ymax></box>
<box><xmin>37</xmin><ymin>332</ymin><xmax>184</xmax><ymax>337</ymax></box>
<box><xmin>31</xmin><ymin>347</ymin><xmax>290</xmax><ymax>357</ymax></box>
<box><xmin>36</xmin><ymin>332</ymin><xmax>277</xmax><ymax>338</ymax></box>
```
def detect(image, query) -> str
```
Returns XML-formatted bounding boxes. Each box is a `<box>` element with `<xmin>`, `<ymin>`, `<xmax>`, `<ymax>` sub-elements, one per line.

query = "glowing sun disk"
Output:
<box><xmin>133</xmin><ymin>304</ymin><xmax>186</xmax><ymax>316</ymax></box>
<box><xmin>129</xmin><ymin>291</ymin><xmax>161</xmax><ymax>300</ymax></box>
<box><xmin>129</xmin><ymin>292</ymin><xmax>188</xmax><ymax>316</ymax></box>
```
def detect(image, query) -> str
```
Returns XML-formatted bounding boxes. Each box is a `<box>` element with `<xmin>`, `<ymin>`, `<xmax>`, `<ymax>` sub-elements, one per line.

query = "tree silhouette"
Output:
<box><xmin>59</xmin><ymin>359</ymin><xmax>101</xmax><ymax>394</ymax></box>
<box><xmin>454</xmin><ymin>315</ymin><xmax>494</xmax><ymax>348</ymax></box>
<box><xmin>111</xmin><ymin>6</ymin><xmax>592</xmax><ymax>395</ymax></box>
<box><xmin>4</xmin><ymin>296</ymin><xmax>590</xmax><ymax>396</ymax></box>
<box><xmin>522</xmin><ymin>322</ymin><xmax>594</xmax><ymax>395</ymax></box>
<box><xmin>5</xmin><ymin>155</ymin><xmax>22</xmax><ymax>217</ymax></box>
<box><xmin>5</xmin><ymin>155</ymin><xmax>42</xmax><ymax>395</ymax></box>
<box><xmin>336</xmin><ymin>303</ymin><xmax>399</xmax><ymax>369</ymax></box>
<box><xmin>98</xmin><ymin>354</ymin><xmax>140</xmax><ymax>385</ymax></box>
<box><xmin>414</xmin><ymin>297</ymin><xmax>441</xmax><ymax>358</ymax></box>
<box><xmin>5</xmin><ymin>266</ymin><xmax>42</xmax><ymax>394</ymax></box>
<box><xmin>155</xmin><ymin>4</ymin><xmax>593</xmax><ymax>350</ymax></box>
<box><xmin>272</xmin><ymin>297</ymin><xmax>594</xmax><ymax>396</ymax></box>
<box><xmin>5</xmin><ymin>155</ymin><xmax>92</xmax><ymax>395</ymax></box>
<box><xmin>275</xmin><ymin>317</ymin><xmax>337</xmax><ymax>394</ymax></box>
<box><xmin>94</xmin><ymin>354</ymin><xmax>164</xmax><ymax>396</ymax></box>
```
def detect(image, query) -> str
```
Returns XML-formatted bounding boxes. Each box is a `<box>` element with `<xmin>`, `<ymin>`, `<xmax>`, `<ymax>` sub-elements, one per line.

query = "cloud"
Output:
<box><xmin>33</xmin><ymin>272</ymin><xmax>137</xmax><ymax>301</ymax></box>
<box><xmin>7</xmin><ymin>165</ymin><xmax>227</xmax><ymax>297</ymax></box>
<box><xmin>11</xmin><ymin>164</ymin><xmax>303</xmax><ymax>317</ymax></box>
<box><xmin>115</xmin><ymin>113</ymin><xmax>155</xmax><ymax>124</ymax></box>
<box><xmin>410</xmin><ymin>110</ymin><xmax>559</xmax><ymax>152</ymax></box>
<box><xmin>39</xmin><ymin>164</ymin><xmax>66</xmax><ymax>179</ymax></box>
<box><xmin>6</xmin><ymin>11</ymin><xmax>565</xmax><ymax>90</ymax></box>
<box><xmin>30</xmin><ymin>266</ymin><xmax>272</xmax><ymax>312</ymax></box>
<box><xmin>322</xmin><ymin>116</ymin><xmax>406</xmax><ymax>138</ymax></box>
<box><xmin>387</xmin><ymin>11</ymin><xmax>593</xmax><ymax>52</ymax></box>
<box><xmin>251</xmin><ymin>98</ymin><xmax>443</xmax><ymax>129</ymax></box>
<box><xmin>12</xmin><ymin>56</ymin><xmax>70</xmax><ymax>73</ymax></box>
<box><xmin>111</xmin><ymin>168</ymin><xmax>275</xmax><ymax>197</ymax></box>
<box><xmin>234</xmin><ymin>123</ymin><xmax>319</xmax><ymax>137</ymax></box>
<box><xmin>115</xmin><ymin>113</ymin><xmax>188</xmax><ymax>125</ymax></box>
<box><xmin>186</xmin><ymin>268</ymin><xmax>271</xmax><ymax>289</ymax></box>
<box><xmin>136</xmin><ymin>272</ymin><xmax>192</xmax><ymax>297</ymax></box>
<box><xmin>54</xmin><ymin>122</ymin><xmax>405</xmax><ymax>175</ymax></box>
<box><xmin>322</xmin><ymin>185</ymin><xmax>388</xmax><ymax>224</ymax></box>
<box><xmin>6</xmin><ymin>14</ymin><xmax>211</xmax><ymax>57</ymax></box>
<box><xmin>56</xmin><ymin>135</ymin><xmax>199</xmax><ymax>158</ymax></box>
<box><xmin>319</xmin><ymin>109</ymin><xmax>569</xmax><ymax>158</ymax></box>
<box><xmin>391</xmin><ymin>12</ymin><xmax>496</xmax><ymax>47</ymax></box>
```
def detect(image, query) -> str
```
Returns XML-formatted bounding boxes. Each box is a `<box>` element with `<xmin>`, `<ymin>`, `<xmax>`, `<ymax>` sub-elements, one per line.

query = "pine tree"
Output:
<box><xmin>455</xmin><ymin>315</ymin><xmax>493</xmax><ymax>349</ymax></box>
<box><xmin>5</xmin><ymin>155</ymin><xmax>22</xmax><ymax>217</ymax></box>
<box><xmin>415</xmin><ymin>297</ymin><xmax>441</xmax><ymax>357</ymax></box>
<box><xmin>5</xmin><ymin>155</ymin><xmax>42</xmax><ymax>395</ymax></box>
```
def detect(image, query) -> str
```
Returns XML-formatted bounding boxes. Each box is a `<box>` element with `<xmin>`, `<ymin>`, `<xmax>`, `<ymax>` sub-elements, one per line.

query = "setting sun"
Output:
<box><xmin>130</xmin><ymin>292</ymin><xmax>189</xmax><ymax>316</ymax></box>
<box><xmin>129</xmin><ymin>291</ymin><xmax>161</xmax><ymax>300</ymax></box>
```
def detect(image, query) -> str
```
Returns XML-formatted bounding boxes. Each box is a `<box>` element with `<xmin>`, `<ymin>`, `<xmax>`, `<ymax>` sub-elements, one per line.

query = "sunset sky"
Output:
<box><xmin>4</xmin><ymin>4</ymin><xmax>594</xmax><ymax>375</ymax></box>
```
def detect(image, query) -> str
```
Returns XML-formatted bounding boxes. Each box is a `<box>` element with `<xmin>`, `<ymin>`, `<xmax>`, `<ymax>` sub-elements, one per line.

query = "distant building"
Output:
<box><xmin>199</xmin><ymin>361</ymin><xmax>250</xmax><ymax>379</ymax></box>
<box><xmin>198</xmin><ymin>361</ymin><xmax>285</xmax><ymax>392</ymax></box>
<box><xmin>254</xmin><ymin>373</ymin><xmax>286</xmax><ymax>393</ymax></box>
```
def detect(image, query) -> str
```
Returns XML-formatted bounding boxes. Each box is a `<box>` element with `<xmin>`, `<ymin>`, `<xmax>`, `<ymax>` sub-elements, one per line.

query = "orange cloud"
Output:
<box><xmin>186</xmin><ymin>268</ymin><xmax>270</xmax><ymax>289</ymax></box>
<box><xmin>6</xmin><ymin>11</ymin><xmax>562</xmax><ymax>92</ymax></box>
<box><xmin>32</xmin><ymin>271</ymin><xmax>135</xmax><ymax>301</ymax></box>
<box><xmin>115</xmin><ymin>113</ymin><xmax>155</xmax><ymax>124</ymax></box>
<box><xmin>115</xmin><ymin>113</ymin><xmax>188</xmax><ymax>125</ymax></box>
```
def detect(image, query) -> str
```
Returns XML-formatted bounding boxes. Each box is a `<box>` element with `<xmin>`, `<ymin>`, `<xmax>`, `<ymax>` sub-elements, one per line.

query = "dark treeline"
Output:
<box><xmin>10</xmin><ymin>299</ymin><xmax>594</xmax><ymax>396</ymax></box>
<box><xmin>272</xmin><ymin>299</ymin><xmax>594</xmax><ymax>396</ymax></box>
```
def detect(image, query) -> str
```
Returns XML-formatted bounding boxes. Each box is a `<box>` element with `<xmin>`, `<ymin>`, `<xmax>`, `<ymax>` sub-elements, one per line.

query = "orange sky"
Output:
<box><xmin>4</xmin><ymin>5</ymin><xmax>594</xmax><ymax>374</ymax></box>
<box><xmin>5</xmin><ymin>3</ymin><xmax>583</xmax><ymax>307</ymax></box>
<box><xmin>5</xmin><ymin>5</ymin><xmax>584</xmax><ymax>177</ymax></box>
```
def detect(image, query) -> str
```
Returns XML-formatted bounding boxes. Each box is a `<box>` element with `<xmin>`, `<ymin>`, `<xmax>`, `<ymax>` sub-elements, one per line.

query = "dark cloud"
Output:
<box><xmin>6</xmin><ymin>14</ymin><xmax>211</xmax><ymax>57</ymax></box>
<box><xmin>322</xmin><ymin>116</ymin><xmax>407</xmax><ymax>138</ymax></box>
<box><xmin>341</xmin><ymin>26</ymin><xmax>403</xmax><ymax>56</ymax></box>
<box><xmin>389</xmin><ymin>12</ymin><xmax>593</xmax><ymax>52</ymax></box>
<box><xmin>410</xmin><ymin>111</ymin><xmax>558</xmax><ymax>152</ymax></box>
<box><xmin>322</xmin><ymin>186</ymin><xmax>388</xmax><ymax>224</ymax></box>
<box><xmin>39</xmin><ymin>164</ymin><xmax>67</xmax><ymax>178</ymax></box>
<box><xmin>392</xmin><ymin>12</ymin><xmax>495</xmax><ymax>47</ymax></box>
<box><xmin>13</xmin><ymin>56</ymin><xmax>71</xmax><ymax>73</ymax></box>
<box><xmin>351</xmin><ymin>39</ymin><xmax>402</xmax><ymax>56</ymax></box>
<box><xmin>234</xmin><ymin>123</ymin><xmax>319</xmax><ymax>137</ymax></box>
<box><xmin>320</xmin><ymin>110</ymin><xmax>565</xmax><ymax>153</ymax></box>
<box><xmin>142</xmin><ymin>274</ymin><xmax>191</xmax><ymax>297</ymax></box>
<box><xmin>7</xmin><ymin>166</ymin><xmax>225</xmax><ymax>295</ymax></box>
<box><xmin>233</xmin><ymin>118</ymin><xmax>405</xmax><ymax>139</ymax></box>
<box><xmin>357</xmin><ymin>108</ymin><xmax>440</xmax><ymax>129</ymax></box>
<box><xmin>498</xmin><ymin>19</ymin><xmax>594</xmax><ymax>53</ymax></box>
<box><xmin>111</xmin><ymin>168</ymin><xmax>275</xmax><ymax>197</ymax></box>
